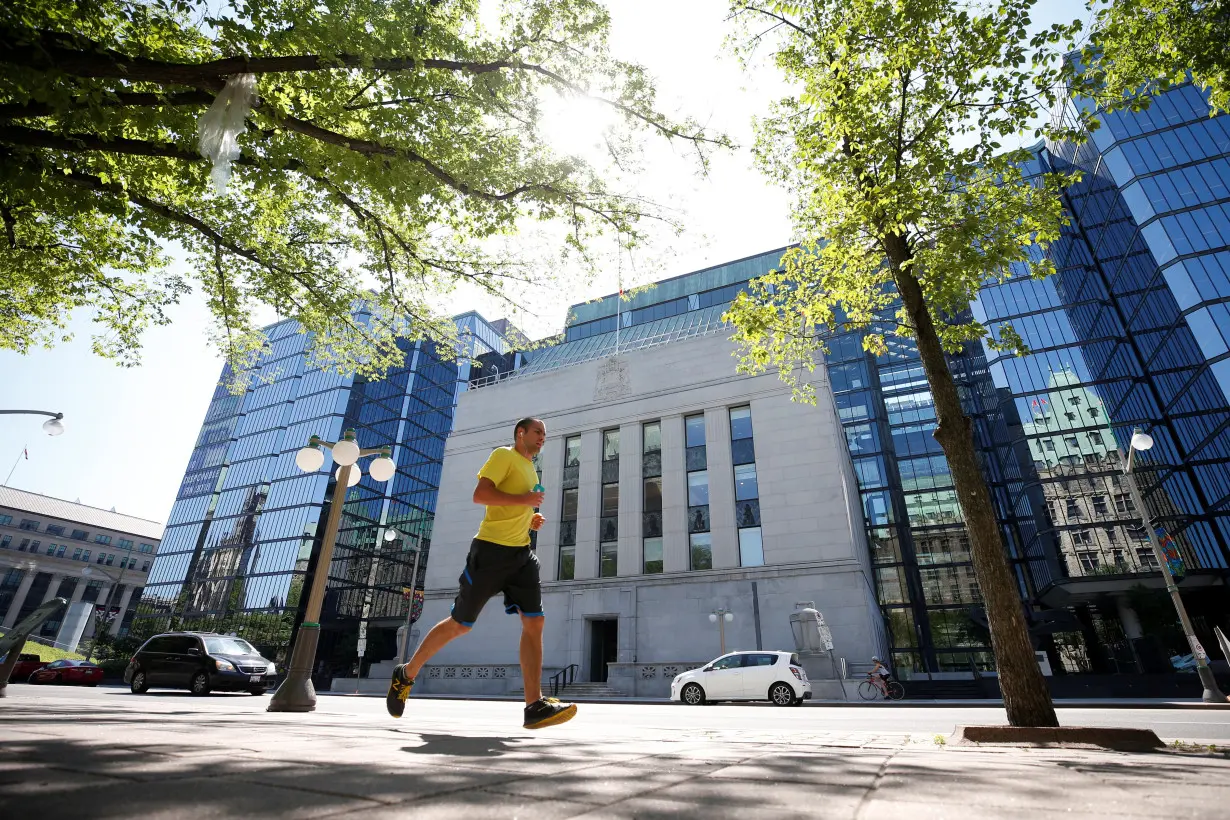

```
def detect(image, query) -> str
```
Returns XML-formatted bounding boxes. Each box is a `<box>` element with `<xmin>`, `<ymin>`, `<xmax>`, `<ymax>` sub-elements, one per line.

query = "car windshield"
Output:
<box><xmin>204</xmin><ymin>637</ymin><xmax>258</xmax><ymax>656</ymax></box>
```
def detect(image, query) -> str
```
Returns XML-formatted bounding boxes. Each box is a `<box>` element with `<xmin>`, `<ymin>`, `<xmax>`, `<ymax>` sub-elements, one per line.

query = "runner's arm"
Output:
<box><xmin>473</xmin><ymin>477</ymin><xmax>542</xmax><ymax>507</ymax></box>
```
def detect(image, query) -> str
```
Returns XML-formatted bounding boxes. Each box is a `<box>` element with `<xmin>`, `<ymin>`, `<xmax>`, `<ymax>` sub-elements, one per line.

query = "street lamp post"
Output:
<box><xmin>0</xmin><ymin>409</ymin><xmax>66</xmax><ymax>436</ymax></box>
<box><xmin>1122</xmin><ymin>427</ymin><xmax>1226</xmax><ymax>703</ymax></box>
<box><xmin>709</xmin><ymin>608</ymin><xmax>735</xmax><ymax>655</ymax></box>
<box><xmin>268</xmin><ymin>430</ymin><xmax>396</xmax><ymax>713</ymax></box>
<box><xmin>2</xmin><ymin>409</ymin><xmax>65</xmax><ymax>486</ymax></box>
<box><xmin>387</xmin><ymin>529</ymin><xmax>423</xmax><ymax>665</ymax></box>
<box><xmin>82</xmin><ymin>564</ymin><xmax>127</xmax><ymax>661</ymax></box>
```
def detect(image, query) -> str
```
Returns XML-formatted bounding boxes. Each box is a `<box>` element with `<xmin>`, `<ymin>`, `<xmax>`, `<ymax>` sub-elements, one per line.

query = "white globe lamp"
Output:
<box><xmin>331</xmin><ymin>438</ymin><xmax>360</xmax><ymax>466</ymax></box>
<box><xmin>336</xmin><ymin>464</ymin><xmax>361</xmax><ymax>487</ymax></box>
<box><xmin>1130</xmin><ymin>431</ymin><xmax>1154</xmax><ymax>452</ymax></box>
<box><xmin>295</xmin><ymin>446</ymin><xmax>325</xmax><ymax>472</ymax></box>
<box><xmin>724</xmin><ymin>612</ymin><xmax>734</xmax><ymax>623</ymax></box>
<box><xmin>42</xmin><ymin>416</ymin><xmax>65</xmax><ymax>436</ymax></box>
<box><xmin>368</xmin><ymin>455</ymin><xmax>396</xmax><ymax>482</ymax></box>
<box><xmin>709</xmin><ymin>613</ymin><xmax>717</xmax><ymax>623</ymax></box>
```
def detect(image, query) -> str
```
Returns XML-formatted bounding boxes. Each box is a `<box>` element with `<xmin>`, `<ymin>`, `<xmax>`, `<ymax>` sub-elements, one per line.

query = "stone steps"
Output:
<box><xmin>510</xmin><ymin>682</ymin><xmax>627</xmax><ymax>699</ymax></box>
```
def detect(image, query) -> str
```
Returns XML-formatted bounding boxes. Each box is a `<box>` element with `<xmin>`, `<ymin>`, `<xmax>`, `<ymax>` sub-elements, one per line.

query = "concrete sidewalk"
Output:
<box><xmin>2</xmin><ymin>689</ymin><xmax>1228</xmax><ymax>819</ymax></box>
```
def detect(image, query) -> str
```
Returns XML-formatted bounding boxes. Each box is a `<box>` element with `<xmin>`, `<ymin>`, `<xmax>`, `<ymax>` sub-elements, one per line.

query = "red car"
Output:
<box><xmin>28</xmin><ymin>659</ymin><xmax>104</xmax><ymax>686</ymax></box>
<box><xmin>4</xmin><ymin>653</ymin><xmax>48</xmax><ymax>682</ymax></box>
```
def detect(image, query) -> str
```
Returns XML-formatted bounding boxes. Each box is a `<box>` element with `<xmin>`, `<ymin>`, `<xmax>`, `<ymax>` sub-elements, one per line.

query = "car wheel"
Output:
<box><xmin>54</xmin><ymin>673</ymin><xmax>63</xmax><ymax>685</ymax></box>
<box><xmin>249</xmin><ymin>688</ymin><xmax>266</xmax><ymax>696</ymax></box>
<box><xmin>130</xmin><ymin>670</ymin><xmax>150</xmax><ymax>694</ymax></box>
<box><xmin>680</xmin><ymin>682</ymin><xmax>706</xmax><ymax>706</ymax></box>
<box><xmin>190</xmin><ymin>671</ymin><xmax>211</xmax><ymax>696</ymax></box>
<box><xmin>769</xmin><ymin>682</ymin><xmax>796</xmax><ymax>706</ymax></box>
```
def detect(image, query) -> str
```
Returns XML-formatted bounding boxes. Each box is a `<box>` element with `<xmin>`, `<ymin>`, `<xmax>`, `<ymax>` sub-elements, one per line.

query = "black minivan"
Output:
<box><xmin>124</xmin><ymin>632</ymin><xmax>277</xmax><ymax>696</ymax></box>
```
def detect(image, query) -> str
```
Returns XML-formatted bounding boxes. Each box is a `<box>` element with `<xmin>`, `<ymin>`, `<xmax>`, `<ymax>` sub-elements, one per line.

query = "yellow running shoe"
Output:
<box><xmin>385</xmin><ymin>664</ymin><xmax>414</xmax><ymax>718</ymax></box>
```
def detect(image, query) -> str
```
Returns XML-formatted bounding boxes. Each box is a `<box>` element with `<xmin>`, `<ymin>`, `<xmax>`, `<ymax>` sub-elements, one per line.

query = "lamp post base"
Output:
<box><xmin>267</xmin><ymin>623</ymin><xmax>321</xmax><ymax>713</ymax></box>
<box><xmin>1197</xmin><ymin>666</ymin><xmax>1228</xmax><ymax>703</ymax></box>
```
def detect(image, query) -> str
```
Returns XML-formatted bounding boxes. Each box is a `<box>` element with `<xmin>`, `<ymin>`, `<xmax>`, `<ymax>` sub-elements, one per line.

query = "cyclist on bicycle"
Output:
<box><xmin>870</xmin><ymin>656</ymin><xmax>892</xmax><ymax>698</ymax></box>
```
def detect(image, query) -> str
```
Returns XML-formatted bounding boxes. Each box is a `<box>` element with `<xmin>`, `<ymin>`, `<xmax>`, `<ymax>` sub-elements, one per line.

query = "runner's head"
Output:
<box><xmin>513</xmin><ymin>417</ymin><xmax>546</xmax><ymax>455</ymax></box>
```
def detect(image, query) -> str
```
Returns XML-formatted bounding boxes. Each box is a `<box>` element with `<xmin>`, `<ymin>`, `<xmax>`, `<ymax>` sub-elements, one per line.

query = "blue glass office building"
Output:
<box><xmin>134</xmin><ymin>312</ymin><xmax>521</xmax><ymax>685</ymax></box>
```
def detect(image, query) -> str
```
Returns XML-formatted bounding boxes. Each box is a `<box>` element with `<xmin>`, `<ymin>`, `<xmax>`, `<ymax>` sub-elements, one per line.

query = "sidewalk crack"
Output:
<box><xmin>853</xmin><ymin>747</ymin><xmax>901</xmax><ymax>819</ymax></box>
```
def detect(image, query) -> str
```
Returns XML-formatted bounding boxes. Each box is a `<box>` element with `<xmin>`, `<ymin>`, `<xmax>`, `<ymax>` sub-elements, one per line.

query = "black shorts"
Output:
<box><xmin>450</xmin><ymin>538</ymin><xmax>544</xmax><ymax>626</ymax></box>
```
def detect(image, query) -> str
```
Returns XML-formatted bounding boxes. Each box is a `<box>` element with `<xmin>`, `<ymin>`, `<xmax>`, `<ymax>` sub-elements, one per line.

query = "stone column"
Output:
<box><xmin>618</xmin><ymin>422</ymin><xmax>643</xmax><ymax>576</ymax></box>
<box><xmin>109</xmin><ymin>585</ymin><xmax>136</xmax><ymax>636</ymax></box>
<box><xmin>68</xmin><ymin>578</ymin><xmax>87</xmax><ymax>604</ymax></box>
<box><xmin>40</xmin><ymin>574</ymin><xmax>65</xmax><ymax>605</ymax></box>
<box><xmin>660</xmin><ymin>414</ymin><xmax>688</xmax><ymax>572</ymax></box>
<box><xmin>1</xmin><ymin>570</ymin><xmax>36</xmax><ymax>628</ymax></box>
<box><xmin>705</xmin><ymin>407</ymin><xmax>738</xmax><ymax>569</ymax></box>
<box><xmin>573</xmin><ymin>429</ymin><xmax>602</xmax><ymax>579</ymax></box>
<box><xmin>535</xmin><ymin>436</ymin><xmax>564</xmax><ymax>581</ymax></box>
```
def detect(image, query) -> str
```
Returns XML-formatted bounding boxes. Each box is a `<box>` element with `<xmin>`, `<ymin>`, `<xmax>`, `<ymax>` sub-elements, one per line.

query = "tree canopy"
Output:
<box><xmin>1074</xmin><ymin>0</ymin><xmax>1230</xmax><ymax>115</ymax></box>
<box><xmin>724</xmin><ymin>0</ymin><xmax>1079</xmax><ymax>396</ymax></box>
<box><xmin>1</xmin><ymin>0</ymin><xmax>724</xmax><ymax>384</ymax></box>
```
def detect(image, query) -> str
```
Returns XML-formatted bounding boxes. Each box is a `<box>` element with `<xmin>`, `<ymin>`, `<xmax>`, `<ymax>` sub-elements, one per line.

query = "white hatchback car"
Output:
<box><xmin>670</xmin><ymin>650</ymin><xmax>811</xmax><ymax>706</ymax></box>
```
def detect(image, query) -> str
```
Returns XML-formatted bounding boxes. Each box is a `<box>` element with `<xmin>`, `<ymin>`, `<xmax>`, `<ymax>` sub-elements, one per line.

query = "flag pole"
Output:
<box><xmin>615</xmin><ymin>277</ymin><xmax>622</xmax><ymax>356</ymax></box>
<box><xmin>3</xmin><ymin>445</ymin><xmax>26</xmax><ymax>486</ymax></box>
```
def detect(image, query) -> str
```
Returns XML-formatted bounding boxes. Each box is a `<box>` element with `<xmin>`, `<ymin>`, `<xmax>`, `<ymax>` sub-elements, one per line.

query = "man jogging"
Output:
<box><xmin>386</xmin><ymin>417</ymin><xmax>577</xmax><ymax>729</ymax></box>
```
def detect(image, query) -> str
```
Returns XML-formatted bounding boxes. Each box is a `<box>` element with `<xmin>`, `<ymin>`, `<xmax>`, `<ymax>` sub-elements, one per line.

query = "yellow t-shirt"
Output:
<box><xmin>475</xmin><ymin>446</ymin><xmax>539</xmax><ymax>547</ymax></box>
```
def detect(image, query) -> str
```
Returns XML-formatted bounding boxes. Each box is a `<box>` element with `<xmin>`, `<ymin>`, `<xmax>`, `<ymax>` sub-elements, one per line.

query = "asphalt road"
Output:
<box><xmin>7</xmin><ymin>684</ymin><xmax>1230</xmax><ymax>744</ymax></box>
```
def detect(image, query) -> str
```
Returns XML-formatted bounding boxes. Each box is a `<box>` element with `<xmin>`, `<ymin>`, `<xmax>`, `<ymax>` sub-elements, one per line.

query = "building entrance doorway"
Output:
<box><xmin>589</xmin><ymin>619</ymin><xmax>618</xmax><ymax>682</ymax></box>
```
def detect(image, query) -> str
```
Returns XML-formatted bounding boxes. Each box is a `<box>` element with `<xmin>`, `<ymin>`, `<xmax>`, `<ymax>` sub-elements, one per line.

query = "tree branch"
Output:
<box><xmin>0</xmin><ymin>90</ymin><xmax>214</xmax><ymax>121</ymax></box>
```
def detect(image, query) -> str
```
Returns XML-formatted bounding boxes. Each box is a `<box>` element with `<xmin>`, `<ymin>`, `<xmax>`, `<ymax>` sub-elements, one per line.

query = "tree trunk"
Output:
<box><xmin>884</xmin><ymin>233</ymin><xmax>1058</xmax><ymax>728</ymax></box>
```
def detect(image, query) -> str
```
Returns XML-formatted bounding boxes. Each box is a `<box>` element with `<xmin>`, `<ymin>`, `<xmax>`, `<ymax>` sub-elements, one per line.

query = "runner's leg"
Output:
<box><xmin>519</xmin><ymin>613</ymin><xmax>544</xmax><ymax>705</ymax></box>
<box><xmin>404</xmin><ymin>617</ymin><xmax>470</xmax><ymax>680</ymax></box>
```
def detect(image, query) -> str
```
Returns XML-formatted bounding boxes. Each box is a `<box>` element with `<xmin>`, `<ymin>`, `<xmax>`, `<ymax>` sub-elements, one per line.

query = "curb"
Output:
<box><xmin>315</xmin><ymin>691</ymin><xmax>1230</xmax><ymax>709</ymax></box>
<box><xmin>952</xmin><ymin>724</ymin><xmax>1165</xmax><ymax>751</ymax></box>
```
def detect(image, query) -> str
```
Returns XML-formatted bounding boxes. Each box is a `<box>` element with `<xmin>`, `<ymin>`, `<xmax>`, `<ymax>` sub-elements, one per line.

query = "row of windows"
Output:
<box><xmin>0</xmin><ymin>534</ymin><xmax>151</xmax><ymax>570</ymax></box>
<box><xmin>0</xmin><ymin>516</ymin><xmax>150</xmax><ymax>550</ymax></box>
<box><xmin>557</xmin><ymin>407</ymin><xmax>761</xmax><ymax>579</ymax></box>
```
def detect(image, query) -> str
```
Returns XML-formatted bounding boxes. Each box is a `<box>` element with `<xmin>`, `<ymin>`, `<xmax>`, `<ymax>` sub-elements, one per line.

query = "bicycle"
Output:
<box><xmin>858</xmin><ymin>673</ymin><xmax>904</xmax><ymax>701</ymax></box>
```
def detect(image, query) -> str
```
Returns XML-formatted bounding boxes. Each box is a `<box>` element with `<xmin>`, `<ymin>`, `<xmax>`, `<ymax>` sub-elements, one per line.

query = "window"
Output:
<box><xmin>1077</xmin><ymin>552</ymin><xmax>1100</xmax><ymax>573</ymax></box>
<box><xmin>689</xmin><ymin>533</ymin><xmax>713</xmax><ymax>571</ymax></box>
<box><xmin>17</xmin><ymin>538</ymin><xmax>29</xmax><ymax>551</ymax></box>
<box><xmin>1092</xmin><ymin>496</ymin><xmax>1108</xmax><ymax>516</ymax></box>
<box><xmin>1044</xmin><ymin>439</ymin><xmax>1056</xmax><ymax>452</ymax></box>
<box><xmin>0</xmin><ymin>535</ymin><xmax>9</xmax><ymax>549</ymax></box>
<box><xmin>643</xmin><ymin>421</ymin><xmax>662</xmax><ymax>479</ymax></box>
<box><xmin>71</xmin><ymin>548</ymin><xmax>82</xmax><ymax>560</ymax></box>
<box><xmin>19</xmin><ymin>519</ymin><xmax>39</xmax><ymax>531</ymax></box>
<box><xmin>95</xmin><ymin>535</ymin><xmax>112</xmax><ymax>545</ymax></box>
<box><xmin>118</xmin><ymin>539</ymin><xmax>133</xmax><ymax>550</ymax></box>
<box><xmin>1072</xmin><ymin>530</ymin><xmax>1092</xmax><ymax>546</ymax></box>
<box><xmin>97</xmin><ymin>553</ymin><xmax>107</xmax><ymax>564</ymax></box>
<box><xmin>643</xmin><ymin>536</ymin><xmax>663</xmax><ymax>574</ymax></box>
<box><xmin>562</xmin><ymin>435</ymin><xmax>582</xmax><ymax>489</ymax></box>
<box><xmin>558</xmin><ymin>547</ymin><xmax>575</xmax><ymax>581</ymax></box>
<box><xmin>600</xmin><ymin>541</ymin><xmax>618</xmax><ymax>577</ymax></box>
<box><xmin>0</xmin><ymin>514</ymin><xmax>11</xmax><ymax>525</ymax></box>
<box><xmin>688</xmin><ymin>471</ymin><xmax>710</xmax><ymax>506</ymax></box>
<box><xmin>141</xmin><ymin>561</ymin><xmax>150</xmax><ymax>572</ymax></box>
<box><xmin>1066</xmin><ymin>498</ymin><xmax>1081</xmax><ymax>518</ymax></box>
<box><xmin>643</xmin><ymin>478</ymin><xmax>663</xmax><ymax>537</ymax></box>
<box><xmin>28</xmin><ymin>540</ymin><xmax>40</xmax><ymax>553</ymax></box>
<box><xmin>559</xmin><ymin>435</ymin><xmax>581</xmax><ymax>581</ymax></box>
<box><xmin>71</xmin><ymin>529</ymin><xmax>88</xmax><ymax>541</ymax></box>
<box><xmin>1135</xmin><ymin>546</ymin><xmax>1159</xmax><ymax>569</ymax></box>
<box><xmin>739</xmin><ymin>528</ymin><xmax>765</xmax><ymax>568</ymax></box>
<box><xmin>710</xmin><ymin>654</ymin><xmax>741</xmax><ymax>670</ymax></box>
<box><xmin>747</xmin><ymin>653</ymin><xmax>778</xmax><ymax>667</ymax></box>
<box><xmin>730</xmin><ymin>406</ymin><xmax>753</xmax><ymax>440</ymax></box>
<box><xmin>81</xmin><ymin>550</ymin><xmax>90</xmax><ymax>562</ymax></box>
<box><xmin>1113</xmin><ymin>493</ymin><xmax>1135</xmax><ymax>514</ymax></box>
<box><xmin>601</xmin><ymin>429</ymin><xmax>619</xmax><ymax>542</ymax></box>
<box><xmin>105</xmin><ymin>554</ymin><xmax>114</xmax><ymax>566</ymax></box>
<box><xmin>685</xmin><ymin>414</ymin><xmax>706</xmax><ymax>469</ymax></box>
<box><xmin>45</xmin><ymin>524</ymin><xmax>64</xmax><ymax>536</ymax></box>
<box><xmin>1064</xmin><ymin>436</ymin><xmax>1080</xmax><ymax>449</ymax></box>
<box><xmin>46</xmin><ymin>543</ymin><xmax>56</xmax><ymax>555</ymax></box>
<box><xmin>139</xmin><ymin>543</ymin><xmax>154</xmax><ymax>554</ymax></box>
<box><xmin>56</xmin><ymin>545</ymin><xmax>66</xmax><ymax>557</ymax></box>
<box><xmin>1089</xmin><ymin>431</ymin><xmax>1104</xmax><ymax>446</ymax></box>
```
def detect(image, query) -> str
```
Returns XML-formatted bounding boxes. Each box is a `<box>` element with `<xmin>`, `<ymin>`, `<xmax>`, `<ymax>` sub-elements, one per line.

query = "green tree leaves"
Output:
<box><xmin>1</xmin><ymin>0</ymin><xmax>726</xmax><ymax>386</ymax></box>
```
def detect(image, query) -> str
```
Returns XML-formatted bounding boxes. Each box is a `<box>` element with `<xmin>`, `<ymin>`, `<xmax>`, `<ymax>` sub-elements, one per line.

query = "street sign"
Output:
<box><xmin>1156</xmin><ymin>527</ymin><xmax>1185</xmax><ymax>580</ymax></box>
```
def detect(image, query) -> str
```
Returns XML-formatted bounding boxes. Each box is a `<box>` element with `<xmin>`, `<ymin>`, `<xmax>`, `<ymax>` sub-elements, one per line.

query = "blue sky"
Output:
<box><xmin>0</xmin><ymin>0</ymin><xmax>1081</xmax><ymax>524</ymax></box>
